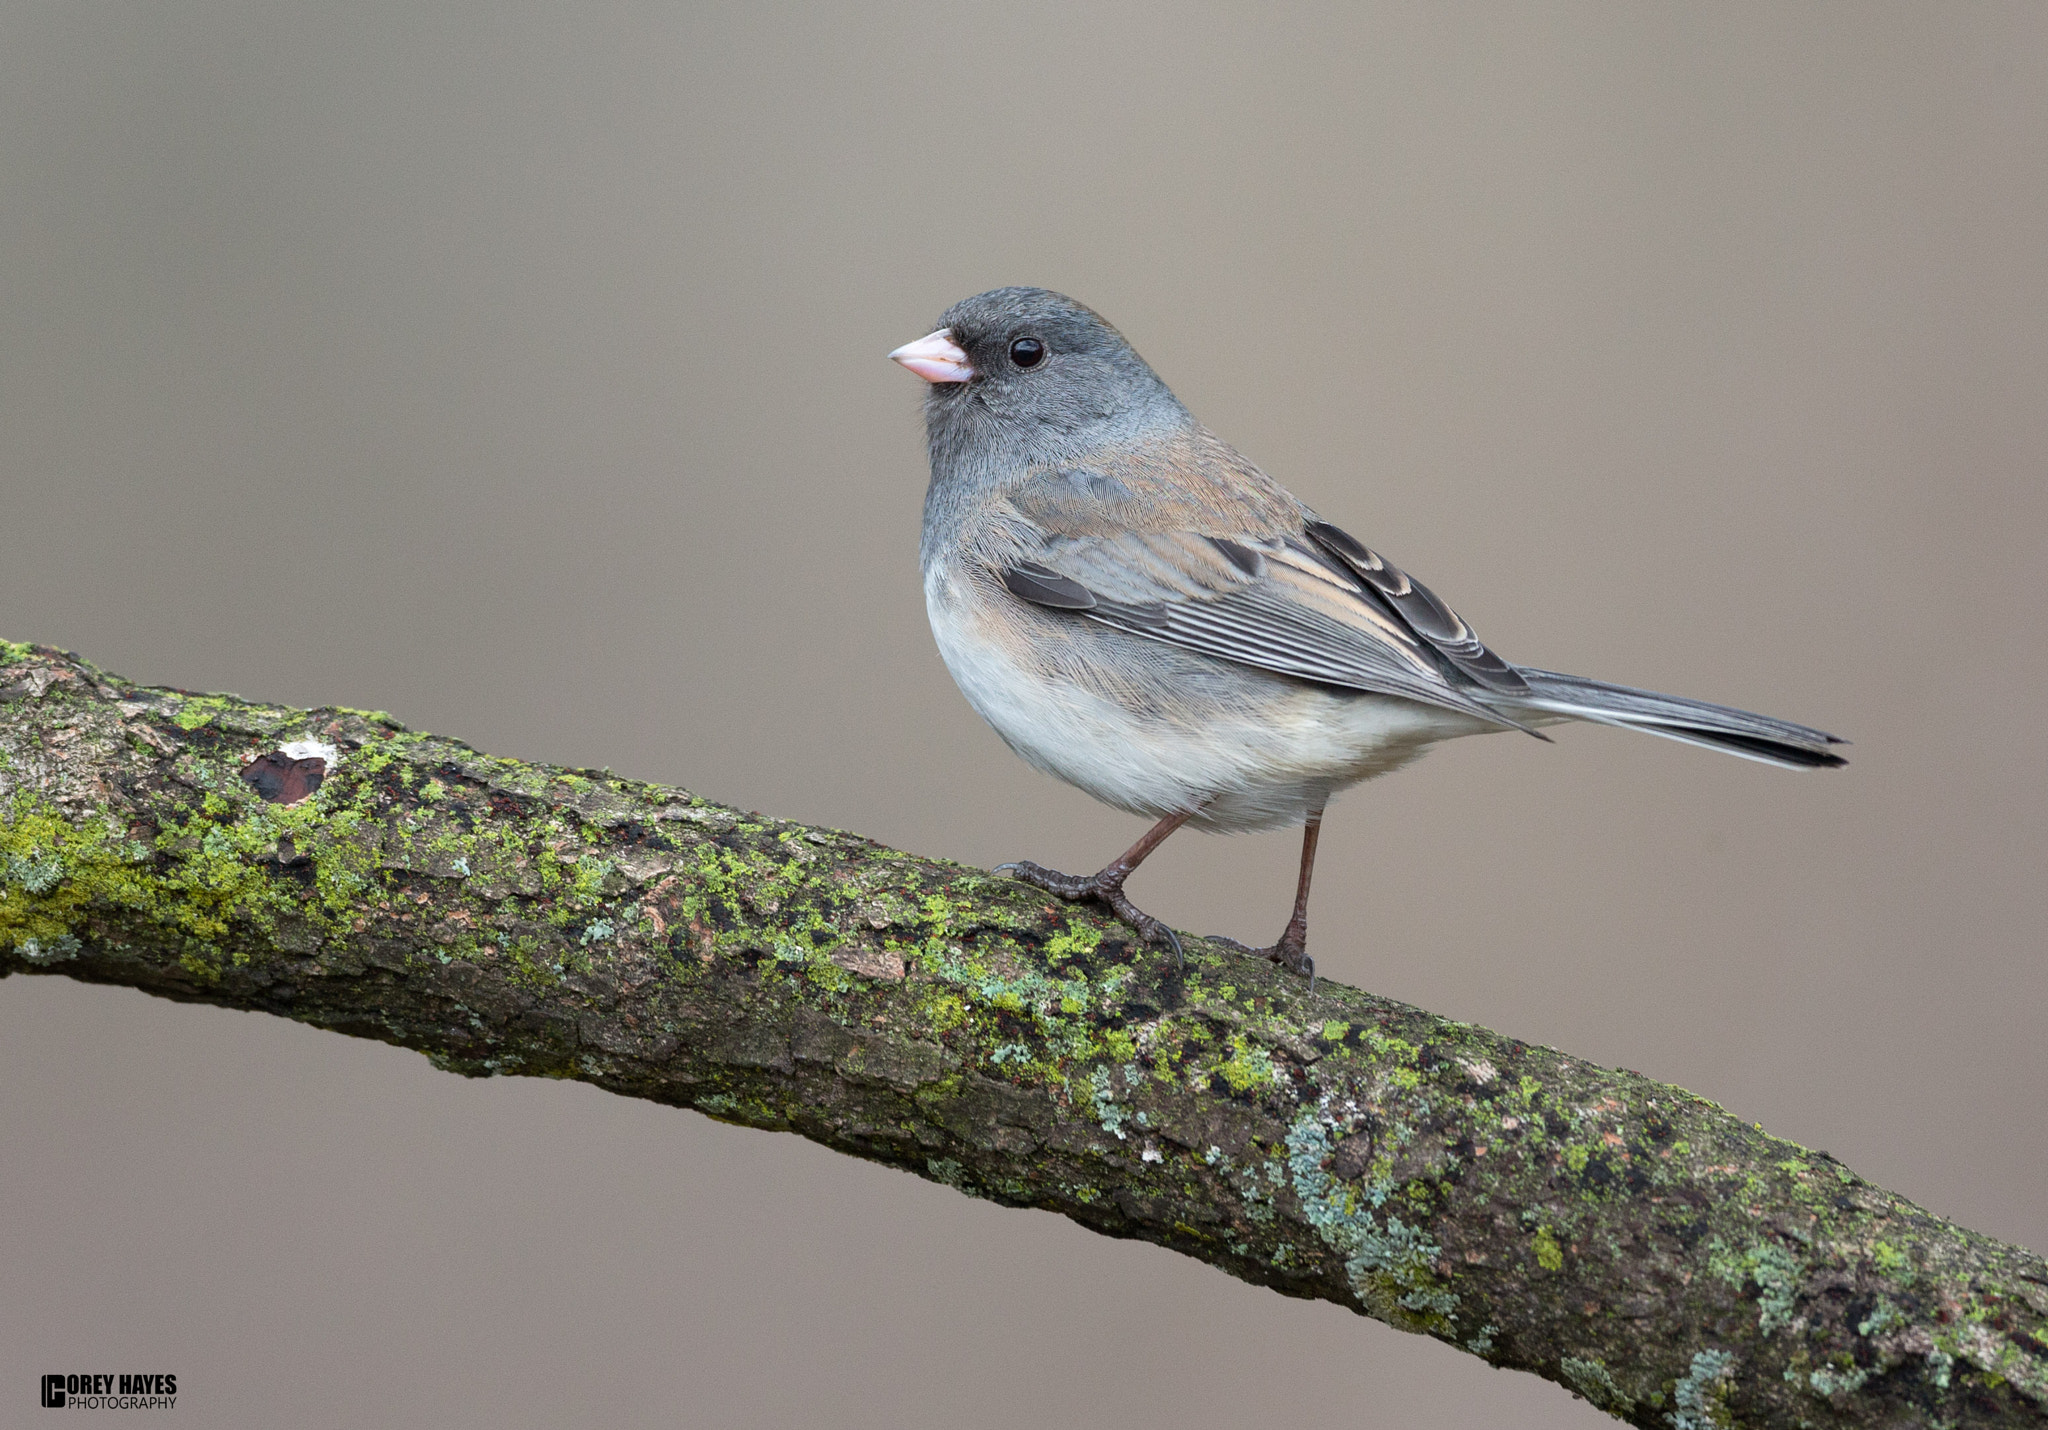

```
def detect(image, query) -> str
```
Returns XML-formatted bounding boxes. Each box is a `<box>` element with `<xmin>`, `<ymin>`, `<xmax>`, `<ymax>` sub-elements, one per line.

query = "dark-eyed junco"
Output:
<box><xmin>892</xmin><ymin>287</ymin><xmax>1844</xmax><ymax>984</ymax></box>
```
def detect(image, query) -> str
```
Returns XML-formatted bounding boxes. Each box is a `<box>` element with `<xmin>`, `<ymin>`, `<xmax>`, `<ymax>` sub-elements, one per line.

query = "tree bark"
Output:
<box><xmin>2</xmin><ymin>640</ymin><xmax>2042</xmax><ymax>1429</ymax></box>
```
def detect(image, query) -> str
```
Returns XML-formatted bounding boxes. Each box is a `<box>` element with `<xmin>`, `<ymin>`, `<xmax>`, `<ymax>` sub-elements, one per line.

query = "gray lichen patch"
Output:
<box><xmin>1560</xmin><ymin>1355</ymin><xmax>1634</xmax><ymax>1416</ymax></box>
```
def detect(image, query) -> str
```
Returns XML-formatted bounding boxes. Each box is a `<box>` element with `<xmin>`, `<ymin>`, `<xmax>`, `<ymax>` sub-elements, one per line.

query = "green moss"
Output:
<box><xmin>1533</xmin><ymin>1224</ymin><xmax>1564</xmax><ymax>1272</ymax></box>
<box><xmin>0</xmin><ymin>706</ymin><xmax>675</xmax><ymax>996</ymax></box>
<box><xmin>167</xmin><ymin>693</ymin><xmax>241</xmax><ymax>731</ymax></box>
<box><xmin>569</xmin><ymin>855</ymin><xmax>612</xmax><ymax>903</ymax></box>
<box><xmin>499</xmin><ymin>933</ymin><xmax>563</xmax><ymax>989</ymax></box>
<box><xmin>803</xmin><ymin>954</ymin><xmax>852</xmax><ymax>994</ymax></box>
<box><xmin>0</xmin><ymin>640</ymin><xmax>35</xmax><ymax>665</ymax></box>
<box><xmin>1367</xmin><ymin>1030</ymin><xmax>1419</xmax><ymax>1061</ymax></box>
<box><xmin>1215</xmin><ymin>1034</ymin><xmax>1279</xmax><ymax>1094</ymax></box>
<box><xmin>1</xmin><ymin>793</ymin><xmax>244</xmax><ymax>964</ymax></box>
<box><xmin>919</xmin><ymin>988</ymin><xmax>970</xmax><ymax>1035</ymax></box>
<box><xmin>332</xmin><ymin>706</ymin><xmax>403</xmax><ymax>729</ymax></box>
<box><xmin>1044</xmin><ymin>924</ymin><xmax>1100</xmax><ymax>961</ymax></box>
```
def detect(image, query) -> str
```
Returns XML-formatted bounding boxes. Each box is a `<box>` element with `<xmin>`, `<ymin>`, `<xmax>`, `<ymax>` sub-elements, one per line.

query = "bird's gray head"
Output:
<box><xmin>892</xmin><ymin>288</ymin><xmax>1185</xmax><ymax>477</ymax></box>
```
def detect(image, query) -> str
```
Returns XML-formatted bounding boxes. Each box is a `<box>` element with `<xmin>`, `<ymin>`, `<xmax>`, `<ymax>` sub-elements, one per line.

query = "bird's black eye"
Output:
<box><xmin>1009</xmin><ymin>337</ymin><xmax>1045</xmax><ymax>369</ymax></box>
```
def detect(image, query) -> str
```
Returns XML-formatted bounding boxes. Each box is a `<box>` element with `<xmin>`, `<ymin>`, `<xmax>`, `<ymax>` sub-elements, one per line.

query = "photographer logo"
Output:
<box><xmin>40</xmin><ymin>1373</ymin><xmax>176</xmax><ymax>1410</ymax></box>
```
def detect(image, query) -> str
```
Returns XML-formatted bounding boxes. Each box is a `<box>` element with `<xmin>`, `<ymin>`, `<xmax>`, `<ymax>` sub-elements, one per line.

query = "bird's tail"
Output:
<box><xmin>1504</xmin><ymin>668</ymin><xmax>1847</xmax><ymax>770</ymax></box>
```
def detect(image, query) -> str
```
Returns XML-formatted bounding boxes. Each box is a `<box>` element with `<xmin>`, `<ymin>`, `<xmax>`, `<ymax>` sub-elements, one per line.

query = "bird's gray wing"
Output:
<box><xmin>998</xmin><ymin>485</ymin><xmax>1531</xmax><ymax>729</ymax></box>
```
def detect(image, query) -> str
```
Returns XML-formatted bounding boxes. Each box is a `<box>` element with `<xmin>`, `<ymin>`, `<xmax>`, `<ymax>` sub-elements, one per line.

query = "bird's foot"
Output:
<box><xmin>1206</xmin><ymin>931</ymin><xmax>1315</xmax><ymax>991</ymax></box>
<box><xmin>995</xmin><ymin>860</ymin><xmax>1184</xmax><ymax>970</ymax></box>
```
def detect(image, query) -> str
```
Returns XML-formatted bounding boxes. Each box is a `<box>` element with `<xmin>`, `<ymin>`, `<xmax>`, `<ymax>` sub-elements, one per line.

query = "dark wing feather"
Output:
<box><xmin>999</xmin><ymin>561</ymin><xmax>1095</xmax><ymax>610</ymax></box>
<box><xmin>1304</xmin><ymin>521</ymin><xmax>1527</xmax><ymax>694</ymax></box>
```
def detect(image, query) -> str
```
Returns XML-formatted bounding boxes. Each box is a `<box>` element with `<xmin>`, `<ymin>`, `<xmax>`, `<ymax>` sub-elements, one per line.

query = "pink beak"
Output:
<box><xmin>889</xmin><ymin>329</ymin><xmax>976</xmax><ymax>384</ymax></box>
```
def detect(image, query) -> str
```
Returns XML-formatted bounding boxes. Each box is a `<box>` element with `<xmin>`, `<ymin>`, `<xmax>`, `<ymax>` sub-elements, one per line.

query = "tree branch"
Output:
<box><xmin>2</xmin><ymin>640</ymin><xmax>2041</xmax><ymax>1428</ymax></box>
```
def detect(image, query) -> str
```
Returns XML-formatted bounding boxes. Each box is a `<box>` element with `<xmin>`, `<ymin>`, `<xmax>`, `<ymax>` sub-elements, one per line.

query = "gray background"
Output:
<box><xmin>3</xmin><ymin>3</ymin><xmax>2043</xmax><ymax>1426</ymax></box>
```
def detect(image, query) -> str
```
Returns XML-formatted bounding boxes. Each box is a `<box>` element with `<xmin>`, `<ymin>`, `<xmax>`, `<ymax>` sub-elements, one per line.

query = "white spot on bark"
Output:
<box><xmin>278</xmin><ymin>737</ymin><xmax>339</xmax><ymax>770</ymax></box>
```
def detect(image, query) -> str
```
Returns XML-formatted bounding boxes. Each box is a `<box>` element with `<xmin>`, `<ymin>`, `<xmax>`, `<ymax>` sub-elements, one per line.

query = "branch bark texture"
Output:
<box><xmin>1</xmin><ymin>641</ymin><xmax>2042</xmax><ymax>1428</ymax></box>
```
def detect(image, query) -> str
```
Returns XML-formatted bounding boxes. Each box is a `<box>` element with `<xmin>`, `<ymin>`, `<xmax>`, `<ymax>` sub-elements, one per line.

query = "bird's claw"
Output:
<box><xmin>1206</xmin><ymin>932</ymin><xmax>1315</xmax><ymax>989</ymax></box>
<box><xmin>998</xmin><ymin>860</ymin><xmax>1183</xmax><ymax>970</ymax></box>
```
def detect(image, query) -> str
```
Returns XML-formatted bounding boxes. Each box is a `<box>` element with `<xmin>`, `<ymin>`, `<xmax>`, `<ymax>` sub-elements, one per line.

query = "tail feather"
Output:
<box><xmin>1507</xmin><ymin>668</ymin><xmax>1847</xmax><ymax>770</ymax></box>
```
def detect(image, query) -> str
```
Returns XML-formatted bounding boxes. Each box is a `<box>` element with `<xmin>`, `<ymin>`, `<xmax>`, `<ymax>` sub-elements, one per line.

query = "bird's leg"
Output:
<box><xmin>996</xmin><ymin>809</ymin><xmax>1195</xmax><ymax>967</ymax></box>
<box><xmin>1211</xmin><ymin>808</ymin><xmax>1322</xmax><ymax>988</ymax></box>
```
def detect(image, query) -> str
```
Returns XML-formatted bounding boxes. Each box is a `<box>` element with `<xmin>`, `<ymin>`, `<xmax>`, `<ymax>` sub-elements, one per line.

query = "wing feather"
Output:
<box><xmin>994</xmin><ymin>487</ymin><xmax>1526</xmax><ymax>728</ymax></box>
<box><xmin>1304</xmin><ymin>522</ymin><xmax>1528</xmax><ymax>693</ymax></box>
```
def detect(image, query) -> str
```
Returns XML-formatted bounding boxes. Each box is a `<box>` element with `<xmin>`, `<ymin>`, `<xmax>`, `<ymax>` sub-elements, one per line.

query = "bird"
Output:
<box><xmin>891</xmin><ymin>287</ymin><xmax>1844</xmax><ymax>986</ymax></box>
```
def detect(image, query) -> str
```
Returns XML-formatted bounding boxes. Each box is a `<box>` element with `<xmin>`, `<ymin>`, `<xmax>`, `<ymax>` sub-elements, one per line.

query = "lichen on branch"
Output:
<box><xmin>2</xmin><ymin>642</ymin><xmax>2043</xmax><ymax>1429</ymax></box>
